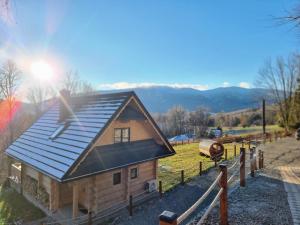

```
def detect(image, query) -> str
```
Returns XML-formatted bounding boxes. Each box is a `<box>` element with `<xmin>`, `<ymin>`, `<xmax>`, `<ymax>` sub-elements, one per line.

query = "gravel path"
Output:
<box><xmin>99</xmin><ymin>137</ymin><xmax>298</xmax><ymax>225</ymax></box>
<box><xmin>280</xmin><ymin>166</ymin><xmax>300</xmax><ymax>224</ymax></box>
<box><xmin>99</xmin><ymin>159</ymin><xmax>240</xmax><ymax>225</ymax></box>
<box><xmin>196</xmin><ymin>174</ymin><xmax>293</xmax><ymax>225</ymax></box>
<box><xmin>194</xmin><ymin>137</ymin><xmax>299</xmax><ymax>225</ymax></box>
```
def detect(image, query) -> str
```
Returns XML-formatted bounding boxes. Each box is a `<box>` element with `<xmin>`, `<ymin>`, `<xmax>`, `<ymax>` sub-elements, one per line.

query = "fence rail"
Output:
<box><xmin>158</xmin><ymin>146</ymin><xmax>265</xmax><ymax>225</ymax></box>
<box><xmin>44</xmin><ymin>143</ymin><xmax>267</xmax><ymax>225</ymax></box>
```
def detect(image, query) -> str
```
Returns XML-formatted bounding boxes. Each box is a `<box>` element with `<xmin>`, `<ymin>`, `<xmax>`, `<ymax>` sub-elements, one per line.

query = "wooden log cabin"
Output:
<box><xmin>5</xmin><ymin>91</ymin><xmax>175</xmax><ymax>220</ymax></box>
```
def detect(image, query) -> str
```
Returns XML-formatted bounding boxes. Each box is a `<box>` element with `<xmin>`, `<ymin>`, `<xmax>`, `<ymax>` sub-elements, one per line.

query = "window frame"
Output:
<box><xmin>114</xmin><ymin>128</ymin><xmax>130</xmax><ymax>143</ymax></box>
<box><xmin>113</xmin><ymin>172</ymin><xmax>121</xmax><ymax>185</ymax></box>
<box><xmin>130</xmin><ymin>167</ymin><xmax>138</xmax><ymax>179</ymax></box>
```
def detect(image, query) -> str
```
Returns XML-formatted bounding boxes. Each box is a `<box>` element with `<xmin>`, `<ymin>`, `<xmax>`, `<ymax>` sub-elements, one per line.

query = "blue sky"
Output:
<box><xmin>0</xmin><ymin>0</ymin><xmax>299</xmax><ymax>90</ymax></box>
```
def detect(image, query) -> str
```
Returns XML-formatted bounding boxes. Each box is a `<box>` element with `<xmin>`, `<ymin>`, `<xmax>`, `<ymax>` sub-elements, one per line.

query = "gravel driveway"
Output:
<box><xmin>100</xmin><ymin>137</ymin><xmax>298</xmax><ymax>225</ymax></box>
<box><xmin>196</xmin><ymin>137</ymin><xmax>299</xmax><ymax>225</ymax></box>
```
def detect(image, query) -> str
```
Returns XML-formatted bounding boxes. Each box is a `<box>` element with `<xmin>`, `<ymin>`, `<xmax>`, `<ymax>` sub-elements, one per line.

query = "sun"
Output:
<box><xmin>30</xmin><ymin>60</ymin><xmax>54</xmax><ymax>82</ymax></box>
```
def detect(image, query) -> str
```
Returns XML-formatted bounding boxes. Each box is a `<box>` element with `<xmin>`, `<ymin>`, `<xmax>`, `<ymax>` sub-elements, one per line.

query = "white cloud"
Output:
<box><xmin>239</xmin><ymin>82</ymin><xmax>251</xmax><ymax>89</ymax></box>
<box><xmin>98</xmin><ymin>82</ymin><xmax>209</xmax><ymax>91</ymax></box>
<box><xmin>222</xmin><ymin>82</ymin><xmax>230</xmax><ymax>87</ymax></box>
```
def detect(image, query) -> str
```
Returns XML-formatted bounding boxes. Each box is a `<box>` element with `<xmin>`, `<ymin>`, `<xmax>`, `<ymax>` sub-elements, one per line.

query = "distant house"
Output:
<box><xmin>5</xmin><ymin>91</ymin><xmax>175</xmax><ymax>221</ymax></box>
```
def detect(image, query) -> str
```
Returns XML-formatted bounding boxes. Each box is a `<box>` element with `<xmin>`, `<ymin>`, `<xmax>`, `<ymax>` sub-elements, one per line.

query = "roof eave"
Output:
<box><xmin>61</xmin><ymin>152</ymin><xmax>175</xmax><ymax>183</ymax></box>
<box><xmin>6</xmin><ymin>152</ymin><xmax>63</xmax><ymax>182</ymax></box>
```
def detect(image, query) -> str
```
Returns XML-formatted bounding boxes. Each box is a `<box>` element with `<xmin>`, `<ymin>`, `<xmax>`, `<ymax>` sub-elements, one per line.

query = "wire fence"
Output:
<box><xmin>158</xmin><ymin>149</ymin><xmax>253</xmax><ymax>225</ymax></box>
<box><xmin>0</xmin><ymin>133</ymin><xmax>274</xmax><ymax>225</ymax></box>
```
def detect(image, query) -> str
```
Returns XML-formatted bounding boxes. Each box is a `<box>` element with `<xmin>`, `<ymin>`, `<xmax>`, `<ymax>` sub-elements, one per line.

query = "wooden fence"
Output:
<box><xmin>159</xmin><ymin>146</ymin><xmax>264</xmax><ymax>225</ymax></box>
<box><xmin>43</xmin><ymin>131</ymin><xmax>279</xmax><ymax>225</ymax></box>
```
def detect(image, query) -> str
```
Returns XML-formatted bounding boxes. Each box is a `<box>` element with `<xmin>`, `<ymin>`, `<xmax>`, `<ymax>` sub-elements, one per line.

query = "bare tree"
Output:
<box><xmin>257</xmin><ymin>54</ymin><xmax>299</xmax><ymax>131</ymax></box>
<box><xmin>278</xmin><ymin>4</ymin><xmax>300</xmax><ymax>30</ymax></box>
<box><xmin>62</xmin><ymin>70</ymin><xmax>81</xmax><ymax>95</ymax></box>
<box><xmin>153</xmin><ymin>113</ymin><xmax>168</xmax><ymax>135</ymax></box>
<box><xmin>62</xmin><ymin>70</ymin><xmax>95</xmax><ymax>95</ymax></box>
<box><xmin>188</xmin><ymin>107</ymin><xmax>210</xmax><ymax>137</ymax></box>
<box><xmin>27</xmin><ymin>85</ymin><xmax>50</xmax><ymax>116</ymax></box>
<box><xmin>0</xmin><ymin>60</ymin><xmax>21</xmax><ymax>143</ymax></box>
<box><xmin>167</xmin><ymin>105</ymin><xmax>187</xmax><ymax>136</ymax></box>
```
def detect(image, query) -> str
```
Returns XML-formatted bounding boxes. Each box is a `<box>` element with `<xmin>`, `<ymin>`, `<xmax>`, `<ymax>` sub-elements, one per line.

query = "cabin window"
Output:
<box><xmin>130</xmin><ymin>168</ymin><xmax>138</xmax><ymax>179</ymax></box>
<box><xmin>114</xmin><ymin>128</ymin><xmax>130</xmax><ymax>143</ymax></box>
<box><xmin>113</xmin><ymin>172</ymin><xmax>121</xmax><ymax>185</ymax></box>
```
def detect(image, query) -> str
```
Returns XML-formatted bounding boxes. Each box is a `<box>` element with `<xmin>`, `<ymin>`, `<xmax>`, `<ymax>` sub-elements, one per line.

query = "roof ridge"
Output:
<box><xmin>72</xmin><ymin>90</ymin><xmax>135</xmax><ymax>98</ymax></box>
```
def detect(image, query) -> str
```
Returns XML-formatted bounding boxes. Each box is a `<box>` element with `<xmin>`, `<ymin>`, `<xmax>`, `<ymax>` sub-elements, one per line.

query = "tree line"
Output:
<box><xmin>153</xmin><ymin>105</ymin><xmax>278</xmax><ymax>138</ymax></box>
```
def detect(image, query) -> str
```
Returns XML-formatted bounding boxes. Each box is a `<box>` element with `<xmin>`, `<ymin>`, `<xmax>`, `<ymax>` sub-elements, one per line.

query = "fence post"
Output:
<box><xmin>234</xmin><ymin>144</ymin><xmax>236</xmax><ymax>157</ymax></box>
<box><xmin>261</xmin><ymin>151</ymin><xmax>264</xmax><ymax>168</ymax></box>
<box><xmin>240</xmin><ymin>147</ymin><xmax>246</xmax><ymax>187</ymax></box>
<box><xmin>225</xmin><ymin>148</ymin><xmax>228</xmax><ymax>160</ymax></box>
<box><xmin>258</xmin><ymin>150</ymin><xmax>262</xmax><ymax>169</ymax></box>
<box><xmin>219</xmin><ymin>164</ymin><xmax>228</xmax><ymax>225</ymax></box>
<box><xmin>248</xmin><ymin>140</ymin><xmax>251</xmax><ymax>150</ymax></box>
<box><xmin>129</xmin><ymin>195</ymin><xmax>133</xmax><ymax>216</ymax></box>
<box><xmin>269</xmin><ymin>135</ymin><xmax>272</xmax><ymax>142</ymax></box>
<box><xmin>159</xmin><ymin>181</ymin><xmax>163</xmax><ymax>199</ymax></box>
<box><xmin>199</xmin><ymin>162</ymin><xmax>202</xmax><ymax>176</ymax></box>
<box><xmin>254</xmin><ymin>147</ymin><xmax>257</xmax><ymax>170</ymax></box>
<box><xmin>250</xmin><ymin>148</ymin><xmax>254</xmax><ymax>177</ymax></box>
<box><xmin>159</xmin><ymin>211</ymin><xmax>178</xmax><ymax>225</ymax></box>
<box><xmin>88</xmin><ymin>211</ymin><xmax>92</xmax><ymax>225</ymax></box>
<box><xmin>181</xmin><ymin>170</ymin><xmax>184</xmax><ymax>185</ymax></box>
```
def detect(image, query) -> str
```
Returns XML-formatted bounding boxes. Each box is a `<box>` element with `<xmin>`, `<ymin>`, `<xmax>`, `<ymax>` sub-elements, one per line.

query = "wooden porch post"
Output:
<box><xmin>153</xmin><ymin>160</ymin><xmax>158</xmax><ymax>178</ymax></box>
<box><xmin>37</xmin><ymin>172</ymin><xmax>43</xmax><ymax>188</ymax></box>
<box><xmin>50</xmin><ymin>179</ymin><xmax>59</xmax><ymax>212</ymax></box>
<box><xmin>7</xmin><ymin>157</ymin><xmax>12</xmax><ymax>178</ymax></box>
<box><xmin>73</xmin><ymin>182</ymin><xmax>79</xmax><ymax>219</ymax></box>
<box><xmin>87</xmin><ymin>177</ymin><xmax>95</xmax><ymax>213</ymax></box>
<box><xmin>20</xmin><ymin>163</ymin><xmax>25</xmax><ymax>195</ymax></box>
<box><xmin>124</xmin><ymin>167</ymin><xmax>130</xmax><ymax>201</ymax></box>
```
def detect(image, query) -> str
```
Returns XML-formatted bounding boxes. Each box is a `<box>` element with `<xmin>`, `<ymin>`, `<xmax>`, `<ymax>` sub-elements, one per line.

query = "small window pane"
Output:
<box><xmin>114</xmin><ymin>137</ymin><xmax>122</xmax><ymax>143</ymax></box>
<box><xmin>122</xmin><ymin>128</ymin><xmax>130</xmax><ymax>142</ymax></box>
<box><xmin>114</xmin><ymin>128</ymin><xmax>130</xmax><ymax>143</ymax></box>
<box><xmin>113</xmin><ymin>172</ymin><xmax>121</xmax><ymax>185</ymax></box>
<box><xmin>114</xmin><ymin>129</ymin><xmax>122</xmax><ymax>143</ymax></box>
<box><xmin>122</xmin><ymin>129</ymin><xmax>129</xmax><ymax>138</ymax></box>
<box><xmin>130</xmin><ymin>168</ymin><xmax>138</xmax><ymax>179</ymax></box>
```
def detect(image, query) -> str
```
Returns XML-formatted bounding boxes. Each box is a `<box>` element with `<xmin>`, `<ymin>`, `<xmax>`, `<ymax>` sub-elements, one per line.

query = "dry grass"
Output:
<box><xmin>0</xmin><ymin>186</ymin><xmax>45</xmax><ymax>224</ymax></box>
<box><xmin>158</xmin><ymin>142</ymin><xmax>247</xmax><ymax>191</ymax></box>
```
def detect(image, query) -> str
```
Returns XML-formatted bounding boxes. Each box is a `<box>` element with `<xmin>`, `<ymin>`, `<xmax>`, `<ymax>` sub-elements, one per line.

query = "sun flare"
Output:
<box><xmin>30</xmin><ymin>60</ymin><xmax>54</xmax><ymax>82</ymax></box>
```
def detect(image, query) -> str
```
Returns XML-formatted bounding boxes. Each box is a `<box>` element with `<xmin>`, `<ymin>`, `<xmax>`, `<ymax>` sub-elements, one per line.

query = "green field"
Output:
<box><xmin>222</xmin><ymin>125</ymin><xmax>284</xmax><ymax>137</ymax></box>
<box><xmin>0</xmin><ymin>186</ymin><xmax>45</xmax><ymax>224</ymax></box>
<box><xmin>158</xmin><ymin>141</ymin><xmax>246</xmax><ymax>191</ymax></box>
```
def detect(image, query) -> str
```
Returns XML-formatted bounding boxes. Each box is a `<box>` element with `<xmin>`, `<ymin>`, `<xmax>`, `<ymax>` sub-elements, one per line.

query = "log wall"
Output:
<box><xmin>67</xmin><ymin>160</ymin><xmax>158</xmax><ymax>213</ymax></box>
<box><xmin>95</xmin><ymin>120</ymin><xmax>162</xmax><ymax>146</ymax></box>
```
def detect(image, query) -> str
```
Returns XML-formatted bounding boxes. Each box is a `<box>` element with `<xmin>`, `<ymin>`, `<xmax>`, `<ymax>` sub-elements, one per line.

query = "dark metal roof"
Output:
<box><xmin>6</xmin><ymin>92</ymin><xmax>132</xmax><ymax>180</ymax></box>
<box><xmin>66</xmin><ymin>139</ymin><xmax>173</xmax><ymax>180</ymax></box>
<box><xmin>6</xmin><ymin>91</ymin><xmax>175</xmax><ymax>182</ymax></box>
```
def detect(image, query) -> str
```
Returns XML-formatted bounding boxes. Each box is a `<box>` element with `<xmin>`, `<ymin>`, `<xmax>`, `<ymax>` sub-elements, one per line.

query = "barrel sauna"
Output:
<box><xmin>199</xmin><ymin>139</ymin><xmax>224</xmax><ymax>161</ymax></box>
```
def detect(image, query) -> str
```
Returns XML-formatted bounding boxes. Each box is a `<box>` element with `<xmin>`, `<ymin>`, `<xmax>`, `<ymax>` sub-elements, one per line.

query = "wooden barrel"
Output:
<box><xmin>199</xmin><ymin>139</ymin><xmax>224</xmax><ymax>161</ymax></box>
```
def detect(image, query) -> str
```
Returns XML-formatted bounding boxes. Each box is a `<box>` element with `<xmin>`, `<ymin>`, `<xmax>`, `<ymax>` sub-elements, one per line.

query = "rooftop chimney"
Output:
<box><xmin>59</xmin><ymin>89</ymin><xmax>71</xmax><ymax>122</ymax></box>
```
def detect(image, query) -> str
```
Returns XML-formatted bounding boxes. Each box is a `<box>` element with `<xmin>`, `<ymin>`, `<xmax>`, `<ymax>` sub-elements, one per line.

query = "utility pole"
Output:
<box><xmin>262</xmin><ymin>99</ymin><xmax>266</xmax><ymax>135</ymax></box>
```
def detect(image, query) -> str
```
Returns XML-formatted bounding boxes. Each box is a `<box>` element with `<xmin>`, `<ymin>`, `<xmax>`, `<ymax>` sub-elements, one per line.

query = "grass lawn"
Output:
<box><xmin>223</xmin><ymin>125</ymin><xmax>284</xmax><ymax>136</ymax></box>
<box><xmin>158</xmin><ymin>142</ymin><xmax>247</xmax><ymax>192</ymax></box>
<box><xmin>0</xmin><ymin>185</ymin><xmax>45</xmax><ymax>224</ymax></box>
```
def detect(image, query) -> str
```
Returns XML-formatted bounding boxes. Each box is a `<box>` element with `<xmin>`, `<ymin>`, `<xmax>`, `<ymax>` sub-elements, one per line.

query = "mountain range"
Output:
<box><xmin>102</xmin><ymin>86</ymin><xmax>273</xmax><ymax>113</ymax></box>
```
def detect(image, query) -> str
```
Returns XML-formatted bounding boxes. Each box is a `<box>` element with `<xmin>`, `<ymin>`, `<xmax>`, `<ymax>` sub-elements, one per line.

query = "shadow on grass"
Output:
<box><xmin>0</xmin><ymin>185</ymin><xmax>45</xmax><ymax>223</ymax></box>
